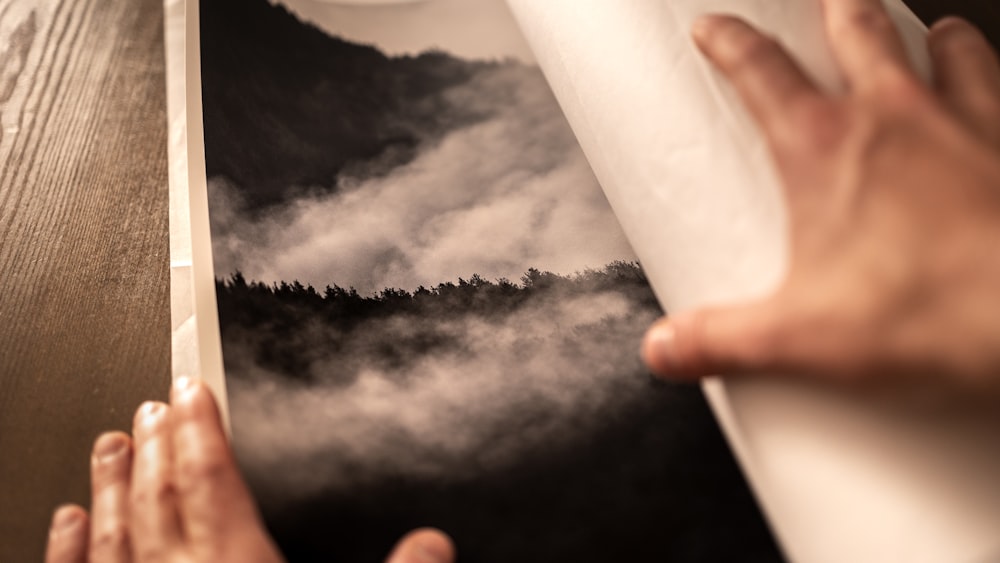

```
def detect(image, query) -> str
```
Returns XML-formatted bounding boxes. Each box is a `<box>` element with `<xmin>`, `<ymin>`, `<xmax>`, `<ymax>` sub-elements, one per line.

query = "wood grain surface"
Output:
<box><xmin>0</xmin><ymin>0</ymin><xmax>169</xmax><ymax>560</ymax></box>
<box><xmin>0</xmin><ymin>0</ymin><xmax>996</xmax><ymax>561</ymax></box>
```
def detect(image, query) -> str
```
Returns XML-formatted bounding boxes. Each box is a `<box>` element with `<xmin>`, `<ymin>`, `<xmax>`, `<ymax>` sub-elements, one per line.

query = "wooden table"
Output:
<box><xmin>0</xmin><ymin>0</ymin><xmax>996</xmax><ymax>560</ymax></box>
<box><xmin>0</xmin><ymin>0</ymin><xmax>169</xmax><ymax>560</ymax></box>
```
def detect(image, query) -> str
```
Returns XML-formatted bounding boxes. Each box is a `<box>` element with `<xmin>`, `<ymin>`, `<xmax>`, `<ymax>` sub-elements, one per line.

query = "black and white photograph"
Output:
<box><xmin>199</xmin><ymin>0</ymin><xmax>780</xmax><ymax>560</ymax></box>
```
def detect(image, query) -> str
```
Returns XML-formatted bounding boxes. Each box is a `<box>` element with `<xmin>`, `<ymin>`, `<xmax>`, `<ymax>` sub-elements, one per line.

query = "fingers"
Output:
<box><xmin>385</xmin><ymin>528</ymin><xmax>456</xmax><ymax>563</ymax></box>
<box><xmin>692</xmin><ymin>15</ymin><xmax>829</xmax><ymax>147</ymax></box>
<box><xmin>89</xmin><ymin>432</ymin><xmax>133</xmax><ymax>562</ymax></box>
<box><xmin>928</xmin><ymin>17</ymin><xmax>1000</xmax><ymax>144</ymax></box>
<box><xmin>821</xmin><ymin>0</ymin><xmax>916</xmax><ymax>95</ymax></box>
<box><xmin>170</xmin><ymin>377</ymin><xmax>263</xmax><ymax>547</ymax></box>
<box><xmin>45</xmin><ymin>505</ymin><xmax>89</xmax><ymax>563</ymax></box>
<box><xmin>642</xmin><ymin>303</ymin><xmax>786</xmax><ymax>379</ymax></box>
<box><xmin>130</xmin><ymin>401</ymin><xmax>183</xmax><ymax>559</ymax></box>
<box><xmin>50</xmin><ymin>384</ymin><xmax>281</xmax><ymax>563</ymax></box>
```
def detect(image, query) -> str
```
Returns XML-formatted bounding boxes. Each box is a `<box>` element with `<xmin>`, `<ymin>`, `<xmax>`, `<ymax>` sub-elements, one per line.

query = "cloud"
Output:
<box><xmin>224</xmin><ymin>287</ymin><xmax>661</xmax><ymax>506</ymax></box>
<box><xmin>209</xmin><ymin>63</ymin><xmax>636</xmax><ymax>294</ymax></box>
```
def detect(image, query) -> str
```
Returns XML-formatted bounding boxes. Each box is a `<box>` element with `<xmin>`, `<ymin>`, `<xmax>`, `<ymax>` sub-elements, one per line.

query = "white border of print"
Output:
<box><xmin>166</xmin><ymin>0</ymin><xmax>230</xmax><ymax>428</ymax></box>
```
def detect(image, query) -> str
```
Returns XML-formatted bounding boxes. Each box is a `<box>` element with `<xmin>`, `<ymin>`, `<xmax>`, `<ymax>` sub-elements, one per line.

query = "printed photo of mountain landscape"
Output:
<box><xmin>199</xmin><ymin>0</ymin><xmax>781</xmax><ymax>560</ymax></box>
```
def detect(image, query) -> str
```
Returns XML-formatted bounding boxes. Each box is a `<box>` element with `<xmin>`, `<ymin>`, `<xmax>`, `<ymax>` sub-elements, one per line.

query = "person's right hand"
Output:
<box><xmin>44</xmin><ymin>377</ymin><xmax>455</xmax><ymax>563</ymax></box>
<box><xmin>643</xmin><ymin>0</ymin><xmax>1000</xmax><ymax>387</ymax></box>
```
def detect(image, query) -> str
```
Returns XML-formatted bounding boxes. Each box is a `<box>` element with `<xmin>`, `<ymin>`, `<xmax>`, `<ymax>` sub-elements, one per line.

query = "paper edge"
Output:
<box><xmin>166</xmin><ymin>0</ymin><xmax>230</xmax><ymax>430</ymax></box>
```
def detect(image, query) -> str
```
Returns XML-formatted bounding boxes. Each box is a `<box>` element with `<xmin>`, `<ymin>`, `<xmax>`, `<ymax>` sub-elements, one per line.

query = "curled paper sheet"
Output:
<box><xmin>505</xmin><ymin>1</ymin><xmax>1000</xmax><ymax>562</ymax></box>
<box><xmin>165</xmin><ymin>0</ymin><xmax>229</xmax><ymax>426</ymax></box>
<box><xmin>165</xmin><ymin>0</ymin><xmax>196</xmax><ymax>380</ymax></box>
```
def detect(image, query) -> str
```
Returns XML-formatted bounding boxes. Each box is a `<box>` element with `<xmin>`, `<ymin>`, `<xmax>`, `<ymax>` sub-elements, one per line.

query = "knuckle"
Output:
<box><xmin>786</xmin><ymin>99</ymin><xmax>844</xmax><ymax>153</ymax></box>
<box><xmin>857</xmin><ymin>68</ymin><xmax>931</xmax><ymax>115</ymax></box>
<box><xmin>875</xmin><ymin>69</ymin><xmax>927</xmax><ymax>106</ymax></box>
<box><xmin>130</xmin><ymin>477</ymin><xmax>176</xmax><ymax>507</ymax></box>
<box><xmin>91</xmin><ymin>462</ymin><xmax>130</xmax><ymax>491</ymax></box>
<box><xmin>728</xmin><ymin>34</ymin><xmax>783</xmax><ymax>75</ymax></box>
<box><xmin>176</xmin><ymin>454</ymin><xmax>230</xmax><ymax>494</ymax></box>
<box><xmin>844</xmin><ymin>6</ymin><xmax>896</xmax><ymax>37</ymax></box>
<box><xmin>90</xmin><ymin>522</ymin><xmax>129</xmax><ymax>554</ymax></box>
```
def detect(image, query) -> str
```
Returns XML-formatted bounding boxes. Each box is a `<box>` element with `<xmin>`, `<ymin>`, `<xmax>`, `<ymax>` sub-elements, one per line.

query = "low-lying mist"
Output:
<box><xmin>217</xmin><ymin>265</ymin><xmax>664</xmax><ymax>507</ymax></box>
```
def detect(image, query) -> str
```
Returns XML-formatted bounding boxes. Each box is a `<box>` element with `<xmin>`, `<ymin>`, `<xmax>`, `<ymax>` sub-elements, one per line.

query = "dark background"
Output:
<box><xmin>0</xmin><ymin>0</ymin><xmax>997</xmax><ymax>561</ymax></box>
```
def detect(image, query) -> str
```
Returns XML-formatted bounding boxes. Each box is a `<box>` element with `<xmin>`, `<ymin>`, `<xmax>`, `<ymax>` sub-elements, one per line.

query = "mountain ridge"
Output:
<box><xmin>200</xmin><ymin>0</ymin><xmax>527</xmax><ymax>213</ymax></box>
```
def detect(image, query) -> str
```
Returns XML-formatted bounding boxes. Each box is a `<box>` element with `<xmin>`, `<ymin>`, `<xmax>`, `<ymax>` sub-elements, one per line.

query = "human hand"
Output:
<box><xmin>642</xmin><ymin>0</ymin><xmax>1000</xmax><ymax>386</ymax></box>
<box><xmin>44</xmin><ymin>378</ymin><xmax>455</xmax><ymax>563</ymax></box>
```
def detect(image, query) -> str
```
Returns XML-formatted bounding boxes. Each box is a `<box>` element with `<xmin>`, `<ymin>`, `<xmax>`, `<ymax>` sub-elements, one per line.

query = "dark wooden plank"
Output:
<box><xmin>0</xmin><ymin>0</ymin><xmax>169</xmax><ymax>559</ymax></box>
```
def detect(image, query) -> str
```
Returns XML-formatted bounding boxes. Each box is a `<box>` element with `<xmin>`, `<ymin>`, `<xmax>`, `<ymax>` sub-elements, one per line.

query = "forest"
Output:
<box><xmin>216</xmin><ymin>261</ymin><xmax>660</xmax><ymax>384</ymax></box>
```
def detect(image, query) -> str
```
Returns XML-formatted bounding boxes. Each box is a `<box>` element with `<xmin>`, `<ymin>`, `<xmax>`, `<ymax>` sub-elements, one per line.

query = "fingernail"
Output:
<box><xmin>93</xmin><ymin>433</ymin><xmax>129</xmax><ymax>464</ymax></box>
<box><xmin>642</xmin><ymin>322</ymin><xmax>679</xmax><ymax>375</ymax></box>
<box><xmin>173</xmin><ymin>375</ymin><xmax>197</xmax><ymax>395</ymax></box>
<box><xmin>139</xmin><ymin>401</ymin><xmax>166</xmax><ymax>421</ymax></box>
<box><xmin>50</xmin><ymin>506</ymin><xmax>83</xmax><ymax>537</ymax></box>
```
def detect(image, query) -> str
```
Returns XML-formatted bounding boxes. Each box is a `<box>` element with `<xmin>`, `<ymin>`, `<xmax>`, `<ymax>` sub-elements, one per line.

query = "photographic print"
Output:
<box><xmin>198</xmin><ymin>0</ymin><xmax>781</xmax><ymax>560</ymax></box>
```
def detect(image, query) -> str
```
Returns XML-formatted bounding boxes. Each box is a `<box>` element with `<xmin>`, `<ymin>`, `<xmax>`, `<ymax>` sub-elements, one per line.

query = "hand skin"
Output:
<box><xmin>44</xmin><ymin>377</ymin><xmax>456</xmax><ymax>563</ymax></box>
<box><xmin>643</xmin><ymin>0</ymin><xmax>1000</xmax><ymax>387</ymax></box>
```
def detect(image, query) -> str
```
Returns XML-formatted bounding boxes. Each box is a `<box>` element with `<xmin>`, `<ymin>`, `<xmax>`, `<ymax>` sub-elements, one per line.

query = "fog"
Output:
<box><xmin>225</xmin><ymin>285</ymin><xmax>661</xmax><ymax>505</ymax></box>
<box><xmin>209</xmin><ymin>63</ymin><xmax>636</xmax><ymax>294</ymax></box>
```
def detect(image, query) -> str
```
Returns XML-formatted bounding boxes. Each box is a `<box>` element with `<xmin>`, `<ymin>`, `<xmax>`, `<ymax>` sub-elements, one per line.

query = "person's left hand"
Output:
<box><xmin>44</xmin><ymin>377</ymin><xmax>455</xmax><ymax>563</ymax></box>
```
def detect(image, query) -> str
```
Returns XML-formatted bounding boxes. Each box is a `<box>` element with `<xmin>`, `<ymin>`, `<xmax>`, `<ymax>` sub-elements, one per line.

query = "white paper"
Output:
<box><xmin>505</xmin><ymin>1</ymin><xmax>1000</xmax><ymax>562</ymax></box>
<box><xmin>165</xmin><ymin>0</ymin><xmax>230</xmax><ymax>426</ymax></box>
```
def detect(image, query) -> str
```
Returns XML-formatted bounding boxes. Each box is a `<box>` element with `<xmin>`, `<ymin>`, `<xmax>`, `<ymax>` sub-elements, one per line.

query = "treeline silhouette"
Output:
<box><xmin>216</xmin><ymin>261</ymin><xmax>660</xmax><ymax>383</ymax></box>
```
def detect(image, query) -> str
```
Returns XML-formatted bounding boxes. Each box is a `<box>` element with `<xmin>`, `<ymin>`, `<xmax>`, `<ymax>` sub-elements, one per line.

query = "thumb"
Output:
<box><xmin>642</xmin><ymin>300</ymin><xmax>786</xmax><ymax>380</ymax></box>
<box><xmin>385</xmin><ymin>528</ymin><xmax>456</xmax><ymax>563</ymax></box>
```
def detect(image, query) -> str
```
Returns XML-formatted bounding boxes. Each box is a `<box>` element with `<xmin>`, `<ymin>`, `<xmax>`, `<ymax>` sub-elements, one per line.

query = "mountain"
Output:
<box><xmin>200</xmin><ymin>0</ymin><xmax>520</xmax><ymax>212</ymax></box>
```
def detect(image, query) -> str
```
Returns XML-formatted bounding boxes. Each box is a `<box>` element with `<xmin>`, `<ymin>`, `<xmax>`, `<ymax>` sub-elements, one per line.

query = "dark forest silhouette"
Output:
<box><xmin>216</xmin><ymin>261</ymin><xmax>659</xmax><ymax>384</ymax></box>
